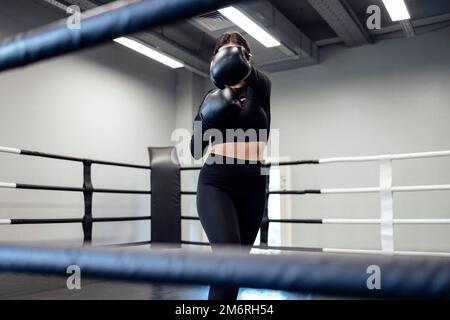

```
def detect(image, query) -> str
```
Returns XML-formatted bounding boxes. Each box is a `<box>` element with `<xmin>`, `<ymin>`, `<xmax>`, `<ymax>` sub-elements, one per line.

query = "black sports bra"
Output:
<box><xmin>190</xmin><ymin>68</ymin><xmax>271</xmax><ymax>160</ymax></box>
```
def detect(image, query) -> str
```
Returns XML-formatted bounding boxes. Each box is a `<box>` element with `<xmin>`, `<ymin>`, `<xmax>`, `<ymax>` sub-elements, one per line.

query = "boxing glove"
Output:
<box><xmin>199</xmin><ymin>88</ymin><xmax>242</xmax><ymax>127</ymax></box>
<box><xmin>210</xmin><ymin>46</ymin><xmax>252</xmax><ymax>89</ymax></box>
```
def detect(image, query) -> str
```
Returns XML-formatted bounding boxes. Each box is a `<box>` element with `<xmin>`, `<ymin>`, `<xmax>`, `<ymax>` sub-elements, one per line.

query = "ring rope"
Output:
<box><xmin>0</xmin><ymin>0</ymin><xmax>248</xmax><ymax>73</ymax></box>
<box><xmin>2</xmin><ymin>145</ymin><xmax>449</xmax><ymax>170</ymax></box>
<box><xmin>0</xmin><ymin>146</ymin><xmax>150</xmax><ymax>170</ymax></box>
<box><xmin>0</xmin><ymin>244</ymin><xmax>449</xmax><ymax>298</ymax></box>
<box><xmin>0</xmin><ymin>216</ymin><xmax>151</xmax><ymax>225</ymax></box>
<box><xmin>0</xmin><ymin>182</ymin><xmax>151</xmax><ymax>194</ymax></box>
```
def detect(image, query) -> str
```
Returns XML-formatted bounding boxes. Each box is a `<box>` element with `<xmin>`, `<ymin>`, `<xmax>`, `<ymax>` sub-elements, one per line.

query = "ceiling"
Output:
<box><xmin>10</xmin><ymin>0</ymin><xmax>450</xmax><ymax>75</ymax></box>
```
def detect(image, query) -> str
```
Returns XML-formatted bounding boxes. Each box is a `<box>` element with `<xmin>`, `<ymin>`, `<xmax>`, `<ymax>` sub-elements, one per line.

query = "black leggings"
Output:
<box><xmin>196</xmin><ymin>155</ymin><xmax>267</xmax><ymax>300</ymax></box>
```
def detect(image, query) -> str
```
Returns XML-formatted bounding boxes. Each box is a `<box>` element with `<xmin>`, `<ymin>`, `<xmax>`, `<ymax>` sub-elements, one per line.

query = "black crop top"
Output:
<box><xmin>190</xmin><ymin>68</ymin><xmax>271</xmax><ymax>159</ymax></box>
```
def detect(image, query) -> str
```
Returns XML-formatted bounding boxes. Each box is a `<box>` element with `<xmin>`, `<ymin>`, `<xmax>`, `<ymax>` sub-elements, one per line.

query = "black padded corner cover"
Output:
<box><xmin>148</xmin><ymin>147</ymin><xmax>181</xmax><ymax>245</ymax></box>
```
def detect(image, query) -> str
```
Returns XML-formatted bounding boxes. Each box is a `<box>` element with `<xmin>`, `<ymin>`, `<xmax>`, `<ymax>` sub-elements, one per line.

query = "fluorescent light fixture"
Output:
<box><xmin>382</xmin><ymin>0</ymin><xmax>410</xmax><ymax>21</ymax></box>
<box><xmin>113</xmin><ymin>37</ymin><xmax>184</xmax><ymax>69</ymax></box>
<box><xmin>218</xmin><ymin>6</ymin><xmax>281</xmax><ymax>48</ymax></box>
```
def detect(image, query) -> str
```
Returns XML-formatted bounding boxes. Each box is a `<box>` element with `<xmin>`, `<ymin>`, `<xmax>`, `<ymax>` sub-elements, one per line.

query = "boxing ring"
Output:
<box><xmin>1</xmin><ymin>144</ymin><xmax>450</xmax><ymax>298</ymax></box>
<box><xmin>2</xmin><ymin>146</ymin><xmax>450</xmax><ymax>257</ymax></box>
<box><xmin>0</xmin><ymin>0</ymin><xmax>450</xmax><ymax>299</ymax></box>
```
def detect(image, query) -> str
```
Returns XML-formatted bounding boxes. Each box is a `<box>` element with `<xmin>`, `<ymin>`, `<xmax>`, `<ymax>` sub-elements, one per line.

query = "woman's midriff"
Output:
<box><xmin>211</xmin><ymin>141</ymin><xmax>267</xmax><ymax>161</ymax></box>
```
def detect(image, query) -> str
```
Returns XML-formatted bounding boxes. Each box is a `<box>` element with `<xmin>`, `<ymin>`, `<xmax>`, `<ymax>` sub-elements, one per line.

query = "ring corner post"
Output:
<box><xmin>259</xmin><ymin>174</ymin><xmax>271</xmax><ymax>248</ymax></box>
<box><xmin>148</xmin><ymin>147</ymin><xmax>181</xmax><ymax>248</ymax></box>
<box><xmin>82</xmin><ymin>160</ymin><xmax>93</xmax><ymax>245</ymax></box>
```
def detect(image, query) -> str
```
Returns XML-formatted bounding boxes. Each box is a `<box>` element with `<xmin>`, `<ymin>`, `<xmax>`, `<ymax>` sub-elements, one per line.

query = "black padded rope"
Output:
<box><xmin>10</xmin><ymin>216</ymin><xmax>151</xmax><ymax>225</ymax></box>
<box><xmin>268</xmin><ymin>190</ymin><xmax>322</xmax><ymax>195</ymax></box>
<box><xmin>11</xmin><ymin>218</ymin><xmax>84</xmax><ymax>225</ymax></box>
<box><xmin>263</xmin><ymin>160</ymin><xmax>320</xmax><ymax>167</ymax></box>
<box><xmin>0</xmin><ymin>0</ymin><xmax>249</xmax><ymax>72</ymax></box>
<box><xmin>180</xmin><ymin>191</ymin><xmax>197</xmax><ymax>195</ymax></box>
<box><xmin>17</xmin><ymin>150</ymin><xmax>320</xmax><ymax>171</ymax></box>
<box><xmin>20</xmin><ymin>149</ymin><xmax>150</xmax><ymax>170</ymax></box>
<box><xmin>181</xmin><ymin>240</ymin><xmax>209</xmax><ymax>246</ymax></box>
<box><xmin>269</xmin><ymin>219</ymin><xmax>323</xmax><ymax>224</ymax></box>
<box><xmin>179</xmin><ymin>160</ymin><xmax>320</xmax><ymax>171</ymax></box>
<box><xmin>93</xmin><ymin>188</ymin><xmax>151</xmax><ymax>194</ymax></box>
<box><xmin>180</xmin><ymin>165</ymin><xmax>202</xmax><ymax>171</ymax></box>
<box><xmin>16</xmin><ymin>183</ymin><xmax>84</xmax><ymax>192</ymax></box>
<box><xmin>15</xmin><ymin>183</ymin><xmax>150</xmax><ymax>194</ymax></box>
<box><xmin>181</xmin><ymin>189</ymin><xmax>323</xmax><ymax>196</ymax></box>
<box><xmin>181</xmin><ymin>216</ymin><xmax>200</xmax><ymax>221</ymax></box>
<box><xmin>20</xmin><ymin>150</ymin><xmax>86</xmax><ymax>162</ymax></box>
<box><xmin>1</xmin><ymin>244</ymin><xmax>450</xmax><ymax>298</ymax></box>
<box><xmin>92</xmin><ymin>216</ymin><xmax>151</xmax><ymax>222</ymax></box>
<box><xmin>90</xmin><ymin>159</ymin><xmax>150</xmax><ymax>170</ymax></box>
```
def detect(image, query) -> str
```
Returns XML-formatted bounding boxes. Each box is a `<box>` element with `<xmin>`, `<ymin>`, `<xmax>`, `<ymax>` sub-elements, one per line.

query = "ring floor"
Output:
<box><xmin>0</xmin><ymin>273</ymin><xmax>342</xmax><ymax>300</ymax></box>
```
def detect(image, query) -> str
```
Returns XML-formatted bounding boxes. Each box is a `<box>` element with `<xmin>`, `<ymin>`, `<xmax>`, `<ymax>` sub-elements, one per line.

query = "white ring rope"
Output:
<box><xmin>0</xmin><ymin>146</ymin><xmax>21</xmax><ymax>154</ymax></box>
<box><xmin>322</xmin><ymin>219</ymin><xmax>450</xmax><ymax>224</ymax></box>
<box><xmin>0</xmin><ymin>182</ymin><xmax>16</xmax><ymax>188</ymax></box>
<box><xmin>321</xmin><ymin>184</ymin><xmax>450</xmax><ymax>194</ymax></box>
<box><xmin>323</xmin><ymin>248</ymin><xmax>450</xmax><ymax>257</ymax></box>
<box><xmin>319</xmin><ymin>150</ymin><xmax>450</xmax><ymax>164</ymax></box>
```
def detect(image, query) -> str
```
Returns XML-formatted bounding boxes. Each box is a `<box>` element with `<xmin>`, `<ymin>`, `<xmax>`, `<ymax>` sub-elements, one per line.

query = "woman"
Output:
<box><xmin>190</xmin><ymin>32</ymin><xmax>271</xmax><ymax>300</ymax></box>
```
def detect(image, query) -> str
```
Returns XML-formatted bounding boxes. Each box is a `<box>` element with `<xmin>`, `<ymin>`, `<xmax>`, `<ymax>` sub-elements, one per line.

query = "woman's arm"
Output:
<box><xmin>190</xmin><ymin>112</ymin><xmax>210</xmax><ymax>160</ymax></box>
<box><xmin>189</xmin><ymin>90</ymin><xmax>215</xmax><ymax>160</ymax></box>
<box><xmin>245</xmin><ymin>67</ymin><xmax>271</xmax><ymax>98</ymax></box>
<box><xmin>246</xmin><ymin>67</ymin><xmax>272</xmax><ymax>124</ymax></box>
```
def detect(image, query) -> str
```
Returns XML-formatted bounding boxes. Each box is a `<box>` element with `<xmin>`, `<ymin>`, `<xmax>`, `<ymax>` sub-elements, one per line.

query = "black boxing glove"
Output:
<box><xmin>210</xmin><ymin>46</ymin><xmax>252</xmax><ymax>89</ymax></box>
<box><xmin>199</xmin><ymin>88</ymin><xmax>242</xmax><ymax>127</ymax></box>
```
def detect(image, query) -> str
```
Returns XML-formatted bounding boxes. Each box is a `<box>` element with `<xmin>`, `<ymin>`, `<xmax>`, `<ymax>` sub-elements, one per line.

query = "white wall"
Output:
<box><xmin>174</xmin><ymin>69</ymin><xmax>207</xmax><ymax>244</ymax></box>
<box><xmin>0</xmin><ymin>1</ymin><xmax>178</xmax><ymax>245</ymax></box>
<box><xmin>270</xmin><ymin>28</ymin><xmax>450</xmax><ymax>252</ymax></box>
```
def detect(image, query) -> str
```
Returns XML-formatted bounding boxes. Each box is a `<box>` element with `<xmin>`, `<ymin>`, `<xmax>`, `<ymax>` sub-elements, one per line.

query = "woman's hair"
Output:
<box><xmin>212</xmin><ymin>32</ymin><xmax>252</xmax><ymax>61</ymax></box>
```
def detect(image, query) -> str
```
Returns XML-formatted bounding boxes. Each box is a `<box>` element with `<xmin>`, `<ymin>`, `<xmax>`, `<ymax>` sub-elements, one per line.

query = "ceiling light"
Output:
<box><xmin>218</xmin><ymin>6</ymin><xmax>281</xmax><ymax>48</ymax></box>
<box><xmin>113</xmin><ymin>37</ymin><xmax>184</xmax><ymax>69</ymax></box>
<box><xmin>382</xmin><ymin>0</ymin><xmax>411</xmax><ymax>21</ymax></box>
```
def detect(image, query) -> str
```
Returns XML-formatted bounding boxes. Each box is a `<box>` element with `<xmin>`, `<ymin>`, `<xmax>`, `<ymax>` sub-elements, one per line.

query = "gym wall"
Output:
<box><xmin>270</xmin><ymin>27</ymin><xmax>450</xmax><ymax>252</ymax></box>
<box><xmin>0</xmin><ymin>0</ymin><xmax>178</xmax><ymax>245</ymax></box>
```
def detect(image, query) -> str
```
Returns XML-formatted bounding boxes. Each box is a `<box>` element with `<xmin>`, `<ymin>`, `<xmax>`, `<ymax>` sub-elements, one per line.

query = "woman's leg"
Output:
<box><xmin>196</xmin><ymin>183</ymin><xmax>241</xmax><ymax>300</ymax></box>
<box><xmin>197</xmin><ymin>184</ymin><xmax>240</xmax><ymax>245</ymax></box>
<box><xmin>235</xmin><ymin>183</ymin><xmax>267</xmax><ymax>247</ymax></box>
